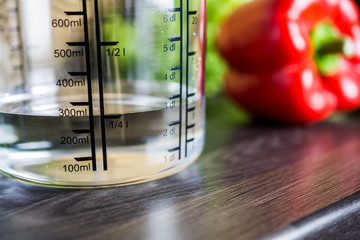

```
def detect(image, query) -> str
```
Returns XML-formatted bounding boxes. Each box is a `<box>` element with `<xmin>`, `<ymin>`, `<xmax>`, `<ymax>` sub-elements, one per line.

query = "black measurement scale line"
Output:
<box><xmin>168</xmin><ymin>37</ymin><xmax>181</xmax><ymax>42</ymax></box>
<box><xmin>178</xmin><ymin>1</ymin><xmax>183</xmax><ymax>160</ymax></box>
<box><xmin>168</xmin><ymin>94</ymin><xmax>181</xmax><ymax>100</ymax></box>
<box><xmin>73</xmin><ymin>129</ymin><xmax>91</xmax><ymax>134</ymax></box>
<box><xmin>64</xmin><ymin>11</ymin><xmax>84</xmax><ymax>15</ymax></box>
<box><xmin>68</xmin><ymin>71</ymin><xmax>87</xmax><ymax>76</ymax></box>
<box><xmin>105</xmin><ymin>114</ymin><xmax>122</xmax><ymax>119</ymax></box>
<box><xmin>70</xmin><ymin>101</ymin><xmax>89</xmax><ymax>106</ymax></box>
<box><xmin>185</xmin><ymin>0</ymin><xmax>191</xmax><ymax>158</ymax></box>
<box><xmin>168</xmin><ymin>147</ymin><xmax>180</xmax><ymax>153</ymax></box>
<box><xmin>94</xmin><ymin>0</ymin><xmax>109</xmax><ymax>171</ymax></box>
<box><xmin>168</xmin><ymin>8</ymin><xmax>180</xmax><ymax>12</ymax></box>
<box><xmin>66</xmin><ymin>41</ymin><xmax>86</xmax><ymax>46</ymax></box>
<box><xmin>169</xmin><ymin>65</ymin><xmax>181</xmax><ymax>71</ymax></box>
<box><xmin>75</xmin><ymin>157</ymin><xmax>93</xmax><ymax>162</ymax></box>
<box><xmin>169</xmin><ymin>121</ymin><xmax>180</xmax><ymax>127</ymax></box>
<box><xmin>187</xmin><ymin>107</ymin><xmax>196</xmax><ymax>112</ymax></box>
<box><xmin>68</xmin><ymin>0</ymin><xmax>96</xmax><ymax>171</ymax></box>
<box><xmin>100</xmin><ymin>41</ymin><xmax>119</xmax><ymax>46</ymax></box>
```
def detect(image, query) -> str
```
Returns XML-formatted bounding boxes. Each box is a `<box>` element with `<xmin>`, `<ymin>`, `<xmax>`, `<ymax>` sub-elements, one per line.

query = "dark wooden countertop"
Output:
<box><xmin>2</xmin><ymin>96</ymin><xmax>360</xmax><ymax>240</ymax></box>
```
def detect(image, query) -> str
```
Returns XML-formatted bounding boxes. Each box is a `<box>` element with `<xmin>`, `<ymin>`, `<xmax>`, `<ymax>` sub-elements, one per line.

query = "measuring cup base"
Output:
<box><xmin>0</xmin><ymin>149</ymin><xmax>203</xmax><ymax>188</ymax></box>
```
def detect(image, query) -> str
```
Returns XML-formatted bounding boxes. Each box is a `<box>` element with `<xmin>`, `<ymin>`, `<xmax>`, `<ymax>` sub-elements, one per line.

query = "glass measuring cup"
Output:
<box><xmin>0</xmin><ymin>0</ymin><xmax>206</xmax><ymax>188</ymax></box>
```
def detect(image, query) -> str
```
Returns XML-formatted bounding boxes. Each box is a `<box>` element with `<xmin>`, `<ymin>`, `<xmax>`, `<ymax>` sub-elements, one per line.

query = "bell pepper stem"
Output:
<box><xmin>317</xmin><ymin>38</ymin><xmax>354</xmax><ymax>57</ymax></box>
<box><xmin>310</xmin><ymin>23</ymin><xmax>355</xmax><ymax>76</ymax></box>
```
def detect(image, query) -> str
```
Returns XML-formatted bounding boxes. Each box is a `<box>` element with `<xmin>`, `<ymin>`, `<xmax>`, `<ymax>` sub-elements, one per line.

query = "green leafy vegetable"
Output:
<box><xmin>206</xmin><ymin>0</ymin><xmax>250</xmax><ymax>97</ymax></box>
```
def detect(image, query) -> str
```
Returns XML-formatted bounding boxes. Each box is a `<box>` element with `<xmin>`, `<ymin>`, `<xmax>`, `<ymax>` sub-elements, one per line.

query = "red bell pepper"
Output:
<box><xmin>217</xmin><ymin>0</ymin><xmax>360</xmax><ymax>123</ymax></box>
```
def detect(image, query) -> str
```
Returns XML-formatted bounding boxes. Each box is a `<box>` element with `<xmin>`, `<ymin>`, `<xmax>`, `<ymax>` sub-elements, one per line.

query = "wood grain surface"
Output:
<box><xmin>2</xmin><ymin>97</ymin><xmax>360</xmax><ymax>240</ymax></box>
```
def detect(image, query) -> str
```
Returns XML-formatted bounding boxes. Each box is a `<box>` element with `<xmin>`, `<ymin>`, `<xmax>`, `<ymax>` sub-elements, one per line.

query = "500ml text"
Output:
<box><xmin>54</xmin><ymin>49</ymin><xmax>84</xmax><ymax>58</ymax></box>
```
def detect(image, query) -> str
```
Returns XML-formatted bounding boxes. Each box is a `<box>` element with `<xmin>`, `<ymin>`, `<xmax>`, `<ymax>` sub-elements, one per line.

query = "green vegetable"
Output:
<box><xmin>206</xmin><ymin>0</ymin><xmax>250</xmax><ymax>97</ymax></box>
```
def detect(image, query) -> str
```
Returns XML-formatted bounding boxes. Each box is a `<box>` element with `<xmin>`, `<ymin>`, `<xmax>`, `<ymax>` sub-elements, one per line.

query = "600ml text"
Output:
<box><xmin>52</xmin><ymin>18</ymin><xmax>82</xmax><ymax>28</ymax></box>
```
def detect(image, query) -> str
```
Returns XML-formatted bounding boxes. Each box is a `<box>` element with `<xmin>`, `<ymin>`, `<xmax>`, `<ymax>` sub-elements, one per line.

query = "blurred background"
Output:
<box><xmin>206</xmin><ymin>0</ymin><xmax>249</xmax><ymax>98</ymax></box>
<box><xmin>206</xmin><ymin>0</ymin><xmax>360</xmax><ymax>124</ymax></box>
<box><xmin>207</xmin><ymin>0</ymin><xmax>360</xmax><ymax>97</ymax></box>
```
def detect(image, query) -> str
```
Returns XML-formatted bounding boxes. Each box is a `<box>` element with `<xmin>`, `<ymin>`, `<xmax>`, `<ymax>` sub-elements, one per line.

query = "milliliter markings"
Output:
<box><xmin>60</xmin><ymin>0</ymin><xmax>97</xmax><ymax>171</ymax></box>
<box><xmin>55</xmin><ymin>0</ymin><xmax>200</xmax><ymax>172</ymax></box>
<box><xmin>63</xmin><ymin>163</ymin><xmax>91</xmax><ymax>173</ymax></box>
<box><xmin>54</xmin><ymin>48</ymin><xmax>84</xmax><ymax>58</ymax></box>
<box><xmin>59</xmin><ymin>108</ymin><xmax>88</xmax><ymax>117</ymax></box>
<box><xmin>56</xmin><ymin>78</ymin><xmax>86</xmax><ymax>88</ymax></box>
<box><xmin>61</xmin><ymin>136</ymin><xmax>89</xmax><ymax>145</ymax></box>
<box><xmin>52</xmin><ymin>18</ymin><xmax>82</xmax><ymax>28</ymax></box>
<box><xmin>61</xmin><ymin>1</ymin><xmax>121</xmax><ymax>172</ymax></box>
